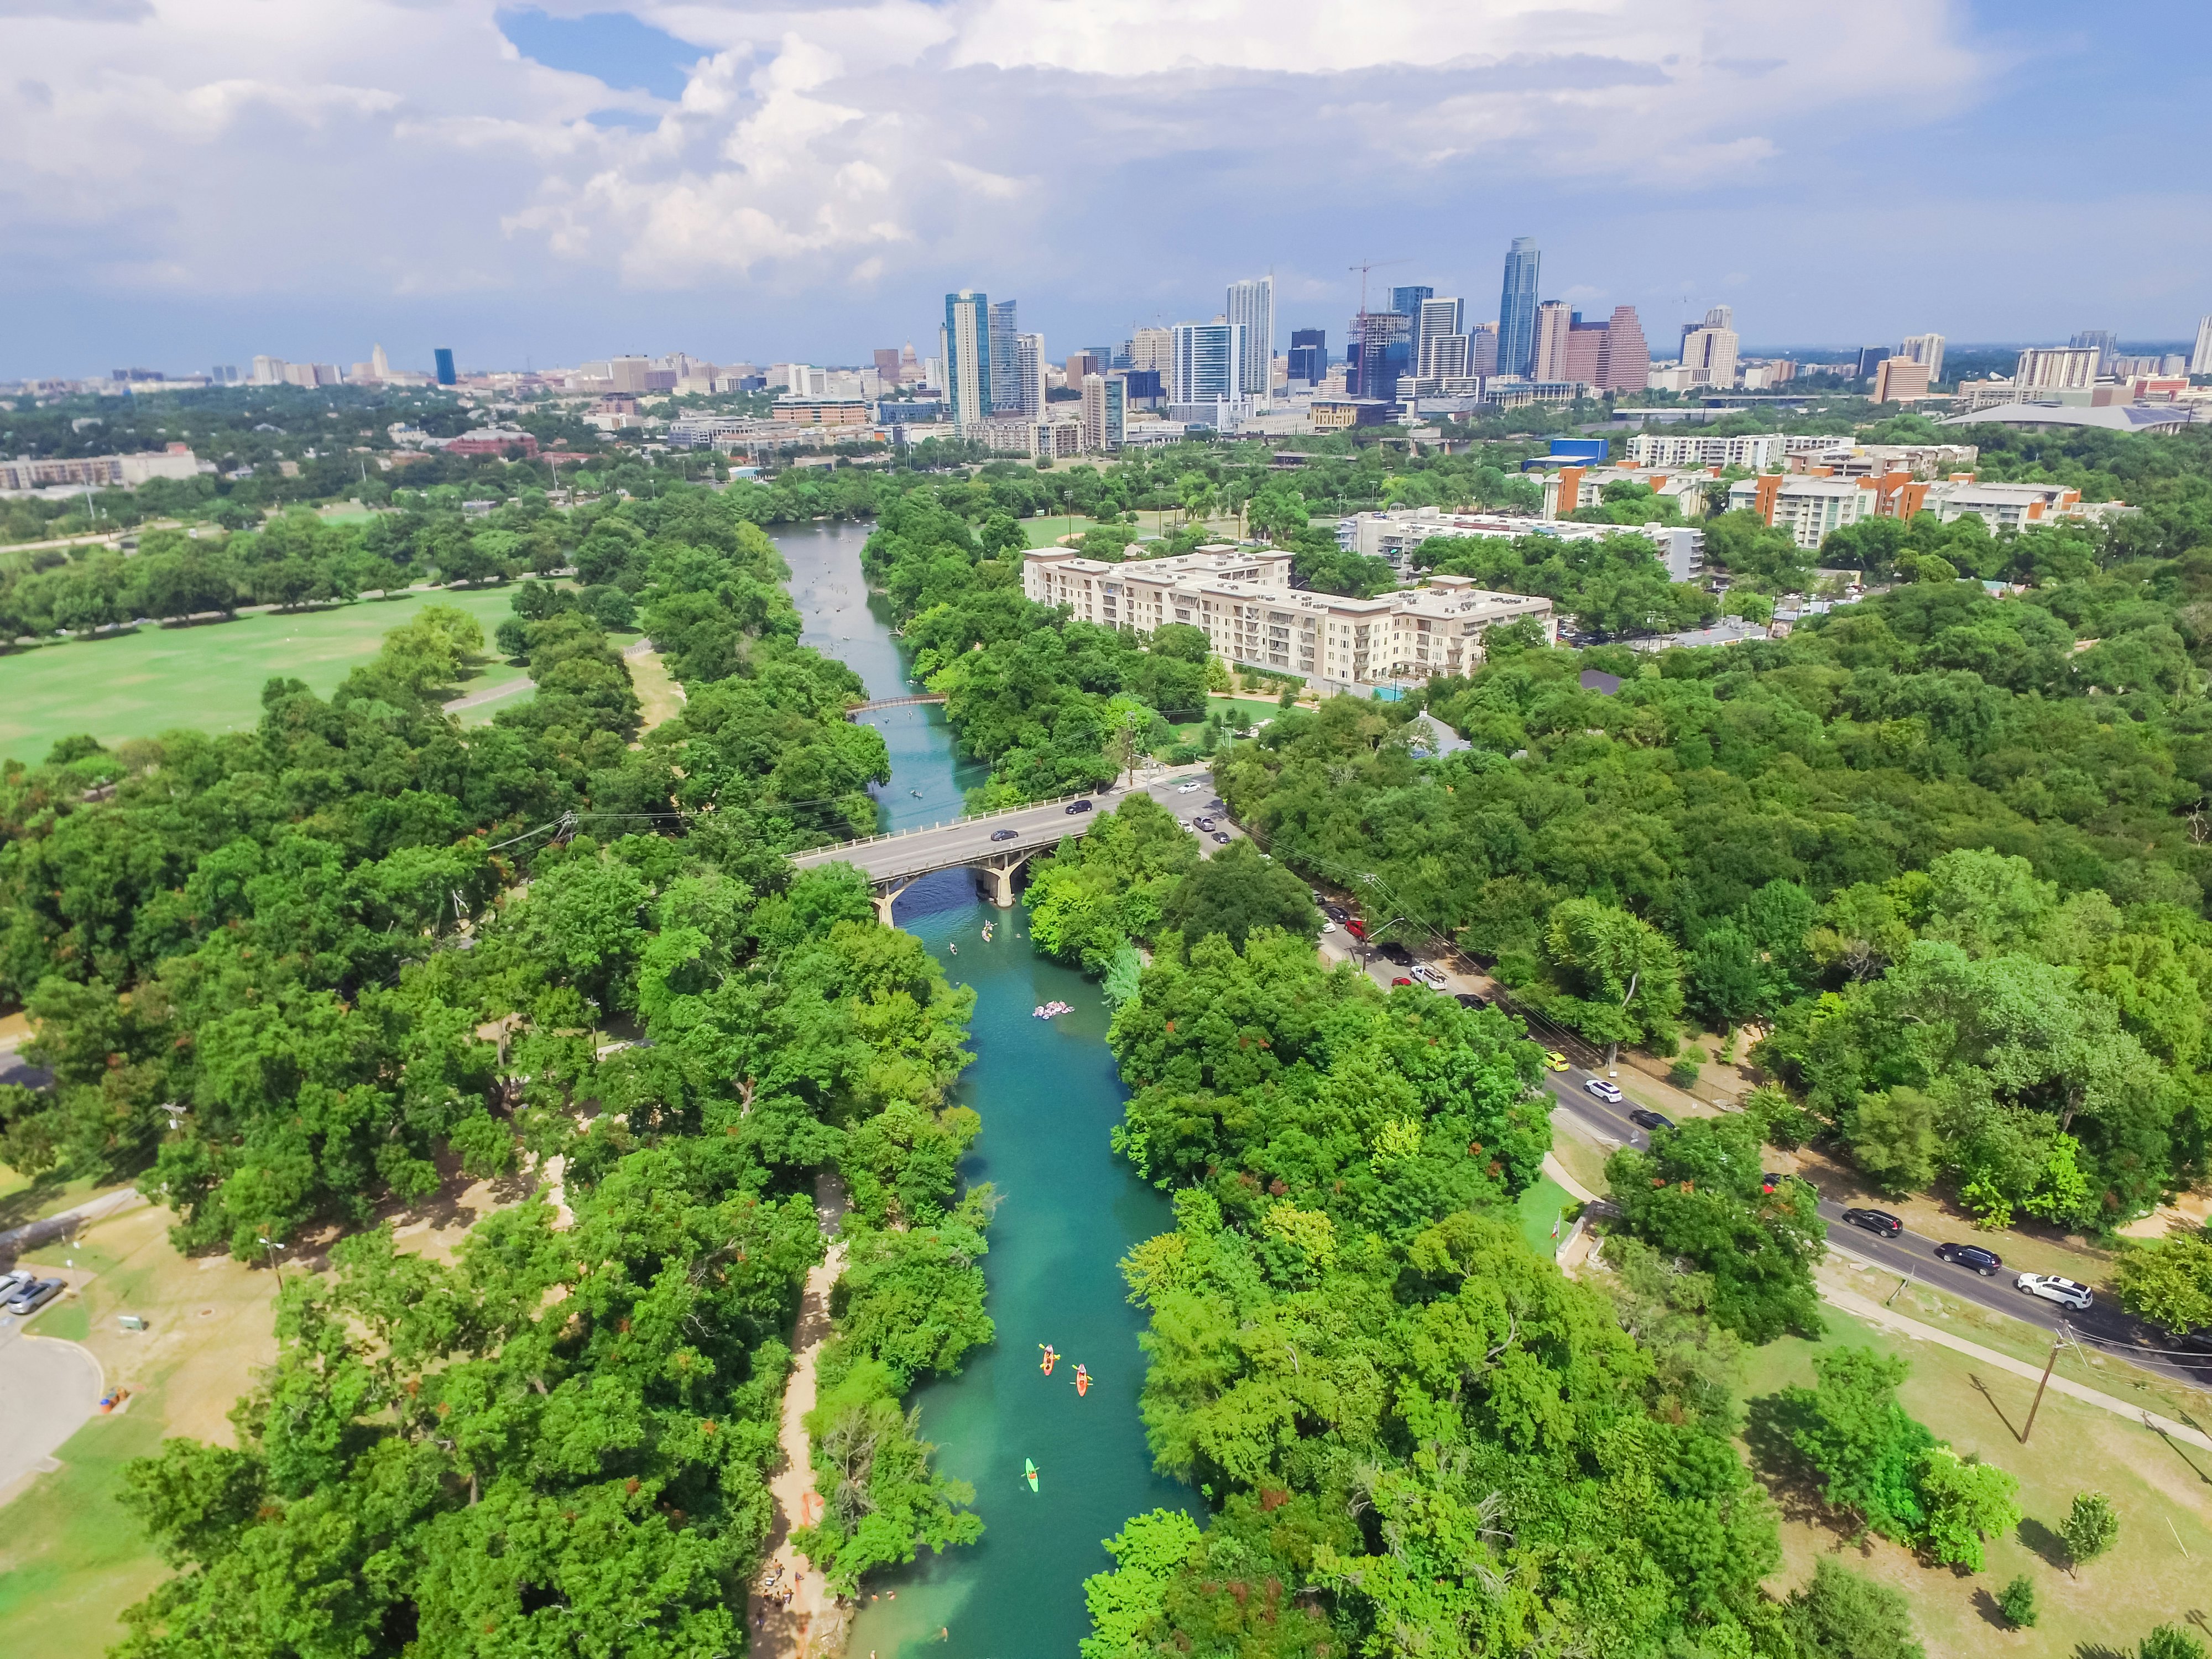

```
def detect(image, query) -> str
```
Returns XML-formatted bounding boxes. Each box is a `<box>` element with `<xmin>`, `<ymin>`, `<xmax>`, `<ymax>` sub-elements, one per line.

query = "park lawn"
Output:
<box><xmin>1741</xmin><ymin>1298</ymin><xmax>2212</xmax><ymax>1657</ymax></box>
<box><xmin>0</xmin><ymin>585</ymin><xmax>521</xmax><ymax>767</ymax></box>
<box><xmin>1515</xmin><ymin>1174</ymin><xmax>1573</xmax><ymax>1258</ymax></box>
<box><xmin>0</xmin><ymin>1201</ymin><xmax>285</xmax><ymax>1659</ymax></box>
<box><xmin>626</xmin><ymin>643</ymin><xmax>687</xmax><ymax>732</ymax></box>
<box><xmin>1021</xmin><ymin>513</ymin><xmax>1104</xmax><ymax>549</ymax></box>
<box><xmin>1547</xmin><ymin>1127</ymin><xmax>1613</xmax><ymax>1199</ymax></box>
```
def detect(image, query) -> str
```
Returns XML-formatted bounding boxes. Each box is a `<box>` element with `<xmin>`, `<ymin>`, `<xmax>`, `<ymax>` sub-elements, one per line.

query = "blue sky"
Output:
<box><xmin>1</xmin><ymin>0</ymin><xmax>2206</xmax><ymax>378</ymax></box>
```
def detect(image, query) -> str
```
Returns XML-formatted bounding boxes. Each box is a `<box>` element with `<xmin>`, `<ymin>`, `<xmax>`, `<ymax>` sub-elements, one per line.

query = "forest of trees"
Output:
<box><xmin>0</xmin><ymin>487</ymin><xmax>995</xmax><ymax>1648</ymax></box>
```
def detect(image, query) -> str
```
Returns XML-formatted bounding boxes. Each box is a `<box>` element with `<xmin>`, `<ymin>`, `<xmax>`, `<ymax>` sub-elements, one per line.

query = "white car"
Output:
<box><xmin>1410</xmin><ymin>965</ymin><xmax>1446</xmax><ymax>989</ymax></box>
<box><xmin>2016</xmin><ymin>1273</ymin><xmax>2094</xmax><ymax>1311</ymax></box>
<box><xmin>1320</xmin><ymin>921</ymin><xmax>1337</xmax><ymax>933</ymax></box>
<box><xmin>1583</xmin><ymin>1078</ymin><xmax>1624</xmax><ymax>1104</ymax></box>
<box><xmin>1177</xmin><ymin>780</ymin><xmax>1202</xmax><ymax>793</ymax></box>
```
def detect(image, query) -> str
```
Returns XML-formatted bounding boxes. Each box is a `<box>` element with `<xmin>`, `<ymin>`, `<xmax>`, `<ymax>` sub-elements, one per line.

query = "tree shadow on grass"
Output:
<box><xmin>1969</xmin><ymin>1587</ymin><xmax>2014</xmax><ymax>1631</ymax></box>
<box><xmin>1744</xmin><ymin>1391</ymin><xmax>1860</xmax><ymax>1535</ymax></box>
<box><xmin>2016</xmin><ymin>1516</ymin><xmax>2069</xmax><ymax>1571</ymax></box>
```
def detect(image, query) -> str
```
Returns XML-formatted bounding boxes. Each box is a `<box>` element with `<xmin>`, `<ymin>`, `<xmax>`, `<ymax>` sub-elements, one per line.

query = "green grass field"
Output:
<box><xmin>1515</xmin><ymin>1174</ymin><xmax>1573</xmax><ymax>1257</ymax></box>
<box><xmin>0</xmin><ymin>587</ymin><xmax>521</xmax><ymax>767</ymax></box>
<box><xmin>1744</xmin><ymin>1299</ymin><xmax>2212</xmax><ymax>1656</ymax></box>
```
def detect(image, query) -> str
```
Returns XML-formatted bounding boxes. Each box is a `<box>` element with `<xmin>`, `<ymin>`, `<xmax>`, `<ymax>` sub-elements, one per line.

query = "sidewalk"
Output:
<box><xmin>1820</xmin><ymin>1277</ymin><xmax>2212</xmax><ymax>1454</ymax></box>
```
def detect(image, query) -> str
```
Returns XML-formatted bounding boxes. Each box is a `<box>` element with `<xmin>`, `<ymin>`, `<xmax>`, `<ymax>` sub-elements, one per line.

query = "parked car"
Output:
<box><xmin>1193</xmin><ymin>816</ymin><xmax>1215</xmax><ymax>832</ymax></box>
<box><xmin>1346</xmin><ymin>919</ymin><xmax>1367</xmax><ymax>940</ymax></box>
<box><xmin>2016</xmin><ymin>1272</ymin><xmax>2094</xmax><ymax>1311</ymax></box>
<box><xmin>1454</xmin><ymin>992</ymin><xmax>1488</xmax><ymax>1010</ymax></box>
<box><xmin>3</xmin><ymin>1277</ymin><xmax>63</xmax><ymax>1316</ymax></box>
<box><xmin>1839</xmin><ymin>1207</ymin><xmax>1904</xmax><ymax>1239</ymax></box>
<box><xmin>1760</xmin><ymin>1172</ymin><xmax>1791</xmax><ymax>1193</ymax></box>
<box><xmin>989</xmin><ymin>828</ymin><xmax>1018</xmax><ymax>842</ymax></box>
<box><xmin>1934</xmin><ymin>1241</ymin><xmax>2004</xmax><ymax>1276</ymax></box>
<box><xmin>1378</xmin><ymin>942</ymin><xmax>1413</xmax><ymax>966</ymax></box>
<box><xmin>1391</xmin><ymin>975</ymin><xmax>1413</xmax><ymax>986</ymax></box>
<box><xmin>1542</xmin><ymin>1050</ymin><xmax>1569</xmax><ymax>1072</ymax></box>
<box><xmin>1319</xmin><ymin>920</ymin><xmax>1337</xmax><ymax>933</ymax></box>
<box><xmin>1584</xmin><ymin>1078</ymin><xmax>1624</xmax><ymax>1103</ymax></box>
<box><xmin>0</xmin><ymin>1268</ymin><xmax>34</xmax><ymax>1301</ymax></box>
<box><xmin>1627</xmin><ymin>1107</ymin><xmax>1674</xmax><ymax>1131</ymax></box>
<box><xmin>1410</xmin><ymin>965</ymin><xmax>1447</xmax><ymax>989</ymax></box>
<box><xmin>1065</xmin><ymin>799</ymin><xmax>1093</xmax><ymax>815</ymax></box>
<box><xmin>1211</xmin><ymin>831</ymin><xmax>1230</xmax><ymax>844</ymax></box>
<box><xmin>1322</xmin><ymin>904</ymin><xmax>1349</xmax><ymax>923</ymax></box>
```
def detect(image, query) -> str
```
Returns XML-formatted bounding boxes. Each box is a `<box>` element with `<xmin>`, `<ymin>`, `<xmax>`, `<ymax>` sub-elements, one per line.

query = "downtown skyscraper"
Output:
<box><xmin>1496</xmin><ymin>237</ymin><xmax>1541</xmax><ymax>379</ymax></box>
<box><xmin>1225</xmin><ymin>275</ymin><xmax>1275</xmax><ymax>398</ymax></box>
<box><xmin>942</xmin><ymin>290</ymin><xmax>992</xmax><ymax>429</ymax></box>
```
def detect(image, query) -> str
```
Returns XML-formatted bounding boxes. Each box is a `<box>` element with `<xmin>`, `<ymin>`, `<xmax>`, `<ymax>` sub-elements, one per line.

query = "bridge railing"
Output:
<box><xmin>790</xmin><ymin>763</ymin><xmax>1213</xmax><ymax>865</ymax></box>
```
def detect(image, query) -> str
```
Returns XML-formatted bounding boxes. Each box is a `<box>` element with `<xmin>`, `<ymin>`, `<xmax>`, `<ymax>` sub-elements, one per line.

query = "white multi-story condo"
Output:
<box><xmin>1022</xmin><ymin>545</ymin><xmax>1553</xmax><ymax>689</ymax></box>
<box><xmin>1225</xmin><ymin>276</ymin><xmax>1275</xmax><ymax>398</ymax></box>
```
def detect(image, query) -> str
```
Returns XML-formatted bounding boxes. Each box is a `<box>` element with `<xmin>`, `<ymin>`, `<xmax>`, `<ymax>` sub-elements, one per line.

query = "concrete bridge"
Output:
<box><xmin>790</xmin><ymin>764</ymin><xmax>1222</xmax><ymax>922</ymax></box>
<box><xmin>845</xmin><ymin>693</ymin><xmax>947</xmax><ymax>716</ymax></box>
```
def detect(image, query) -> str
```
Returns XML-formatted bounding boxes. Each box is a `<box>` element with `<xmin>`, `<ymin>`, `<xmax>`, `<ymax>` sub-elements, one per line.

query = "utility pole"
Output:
<box><xmin>2021</xmin><ymin>1326</ymin><xmax>2065</xmax><ymax>1444</ymax></box>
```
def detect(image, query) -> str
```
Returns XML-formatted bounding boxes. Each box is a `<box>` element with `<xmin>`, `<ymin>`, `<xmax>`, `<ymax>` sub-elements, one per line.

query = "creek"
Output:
<box><xmin>775</xmin><ymin>523</ymin><xmax>1198</xmax><ymax>1659</ymax></box>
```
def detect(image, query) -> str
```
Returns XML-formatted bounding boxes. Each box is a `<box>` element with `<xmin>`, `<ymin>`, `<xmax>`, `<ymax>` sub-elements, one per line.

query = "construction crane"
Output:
<box><xmin>1348</xmin><ymin>257</ymin><xmax>1412</xmax><ymax>320</ymax></box>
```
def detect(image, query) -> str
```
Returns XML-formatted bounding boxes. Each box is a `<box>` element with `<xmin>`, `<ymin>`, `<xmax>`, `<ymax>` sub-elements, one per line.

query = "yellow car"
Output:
<box><xmin>1544</xmin><ymin>1050</ymin><xmax>1570</xmax><ymax>1072</ymax></box>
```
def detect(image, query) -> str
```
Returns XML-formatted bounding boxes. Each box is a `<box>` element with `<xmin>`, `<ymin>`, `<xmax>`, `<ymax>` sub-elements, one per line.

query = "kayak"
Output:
<box><xmin>1074</xmin><ymin>1365</ymin><xmax>1092</xmax><ymax>1397</ymax></box>
<box><xmin>1039</xmin><ymin>1344</ymin><xmax>1058</xmax><ymax>1376</ymax></box>
<box><xmin>1024</xmin><ymin>1458</ymin><xmax>1039</xmax><ymax>1493</ymax></box>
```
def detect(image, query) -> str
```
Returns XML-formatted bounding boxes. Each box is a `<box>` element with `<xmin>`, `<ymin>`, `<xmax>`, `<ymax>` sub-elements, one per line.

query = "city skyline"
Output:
<box><xmin>2</xmin><ymin>1</ymin><xmax>2209</xmax><ymax>378</ymax></box>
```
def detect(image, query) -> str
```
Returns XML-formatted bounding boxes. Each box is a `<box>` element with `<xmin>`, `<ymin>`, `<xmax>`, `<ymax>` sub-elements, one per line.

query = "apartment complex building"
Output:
<box><xmin>1728</xmin><ymin>471</ymin><xmax>2116</xmax><ymax>548</ymax></box>
<box><xmin>1022</xmin><ymin>545</ymin><xmax>1554</xmax><ymax>691</ymax></box>
<box><xmin>1340</xmin><ymin>505</ymin><xmax>1705</xmax><ymax>583</ymax></box>
<box><xmin>0</xmin><ymin>444</ymin><xmax>205</xmax><ymax>490</ymax></box>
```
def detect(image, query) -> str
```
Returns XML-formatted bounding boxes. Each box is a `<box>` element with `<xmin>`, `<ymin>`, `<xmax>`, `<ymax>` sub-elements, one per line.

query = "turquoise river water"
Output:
<box><xmin>777</xmin><ymin>523</ymin><xmax>1198</xmax><ymax>1659</ymax></box>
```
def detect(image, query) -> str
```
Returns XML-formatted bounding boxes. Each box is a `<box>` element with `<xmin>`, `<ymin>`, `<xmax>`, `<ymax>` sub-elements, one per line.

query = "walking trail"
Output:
<box><xmin>749</xmin><ymin>1176</ymin><xmax>849</xmax><ymax>1659</ymax></box>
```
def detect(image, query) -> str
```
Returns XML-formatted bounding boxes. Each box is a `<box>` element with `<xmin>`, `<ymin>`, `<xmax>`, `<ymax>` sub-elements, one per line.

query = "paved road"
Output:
<box><xmin>791</xmin><ymin>763</ymin><xmax>1232</xmax><ymax>885</ymax></box>
<box><xmin>1313</xmin><ymin>923</ymin><xmax>2210</xmax><ymax>1390</ymax></box>
<box><xmin>1534</xmin><ymin>1064</ymin><xmax>2211</xmax><ymax>1390</ymax></box>
<box><xmin>0</xmin><ymin>1315</ymin><xmax>102</xmax><ymax>1498</ymax></box>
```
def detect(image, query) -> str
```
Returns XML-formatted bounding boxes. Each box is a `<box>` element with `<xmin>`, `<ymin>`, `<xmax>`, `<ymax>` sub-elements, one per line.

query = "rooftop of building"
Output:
<box><xmin>1939</xmin><ymin>401</ymin><xmax>2195</xmax><ymax>431</ymax></box>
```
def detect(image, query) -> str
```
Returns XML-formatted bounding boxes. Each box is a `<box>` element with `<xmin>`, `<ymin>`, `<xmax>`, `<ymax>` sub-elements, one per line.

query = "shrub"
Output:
<box><xmin>2143</xmin><ymin>1627</ymin><xmax>2208</xmax><ymax>1659</ymax></box>
<box><xmin>2062</xmin><ymin>1490</ymin><xmax>2119</xmax><ymax>1571</ymax></box>
<box><xmin>1668</xmin><ymin>1052</ymin><xmax>1703</xmax><ymax>1089</ymax></box>
<box><xmin>1785</xmin><ymin>1559</ymin><xmax>1925</xmax><ymax>1659</ymax></box>
<box><xmin>1995</xmin><ymin>1574</ymin><xmax>2037</xmax><ymax>1628</ymax></box>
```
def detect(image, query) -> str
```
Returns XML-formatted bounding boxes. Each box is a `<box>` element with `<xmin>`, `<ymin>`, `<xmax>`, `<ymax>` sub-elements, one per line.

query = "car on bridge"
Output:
<box><xmin>1065</xmin><ymin>800</ymin><xmax>1094</xmax><ymax>815</ymax></box>
<box><xmin>990</xmin><ymin>828</ymin><xmax>1018</xmax><ymax>842</ymax></box>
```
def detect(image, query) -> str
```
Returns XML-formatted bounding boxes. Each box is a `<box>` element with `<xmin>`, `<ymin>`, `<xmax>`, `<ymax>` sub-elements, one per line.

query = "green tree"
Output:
<box><xmin>2112</xmin><ymin>1227</ymin><xmax>2212</xmax><ymax>1334</ymax></box>
<box><xmin>1995</xmin><ymin>1573</ymin><xmax>2038</xmax><ymax>1627</ymax></box>
<box><xmin>1605</xmin><ymin>1113</ymin><xmax>1824</xmax><ymax>1343</ymax></box>
<box><xmin>1158</xmin><ymin>841</ymin><xmax>1318</xmax><ymax>952</ymax></box>
<box><xmin>2143</xmin><ymin>1627</ymin><xmax>2209</xmax><ymax>1659</ymax></box>
<box><xmin>1081</xmin><ymin>1508</ymin><xmax>1202</xmax><ymax>1659</ymax></box>
<box><xmin>2060</xmin><ymin>1489</ymin><xmax>2120</xmax><ymax>1573</ymax></box>
<box><xmin>1777</xmin><ymin>1347</ymin><xmax>1936</xmax><ymax>1538</ymax></box>
<box><xmin>1531</xmin><ymin>897</ymin><xmax>1684</xmax><ymax>1059</ymax></box>
<box><xmin>1914</xmin><ymin>1446</ymin><xmax>2020</xmax><ymax>1570</ymax></box>
<box><xmin>1785</xmin><ymin>1559</ymin><xmax>1926</xmax><ymax>1659</ymax></box>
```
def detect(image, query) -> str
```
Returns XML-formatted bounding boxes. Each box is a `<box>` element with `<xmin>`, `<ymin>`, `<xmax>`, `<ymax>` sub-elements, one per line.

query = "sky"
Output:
<box><xmin>3</xmin><ymin>0</ymin><xmax>2208</xmax><ymax>379</ymax></box>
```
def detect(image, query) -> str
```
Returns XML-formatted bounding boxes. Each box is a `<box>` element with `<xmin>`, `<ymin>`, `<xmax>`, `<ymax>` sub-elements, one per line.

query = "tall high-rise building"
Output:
<box><xmin>2193</xmin><ymin>316</ymin><xmax>2212</xmax><ymax>377</ymax></box>
<box><xmin>1349</xmin><ymin>310</ymin><xmax>1411</xmax><ymax>401</ymax></box>
<box><xmin>873</xmin><ymin>347</ymin><xmax>901</xmax><ymax>382</ymax></box>
<box><xmin>1594</xmin><ymin>305</ymin><xmax>1649</xmax><ymax>394</ymax></box>
<box><xmin>942</xmin><ymin>290</ymin><xmax>992</xmax><ymax>428</ymax></box>
<box><xmin>1066</xmin><ymin>349</ymin><xmax>1103</xmax><ymax>383</ymax></box>
<box><xmin>1012</xmin><ymin>332</ymin><xmax>1047</xmax><ymax>418</ymax></box>
<box><xmin>610</xmin><ymin>355</ymin><xmax>650</xmax><ymax>393</ymax></box>
<box><xmin>211</xmin><ymin>364</ymin><xmax>239</xmax><ymax>384</ymax></box>
<box><xmin>1420</xmin><ymin>333</ymin><xmax>1470</xmax><ymax>382</ymax></box>
<box><xmin>1562</xmin><ymin>314</ymin><xmax>1608</xmax><ymax>387</ymax></box>
<box><xmin>1225</xmin><ymin>275</ymin><xmax>1275</xmax><ymax>398</ymax></box>
<box><xmin>434</xmin><ymin>347</ymin><xmax>456</xmax><ymax>387</ymax></box>
<box><xmin>1468</xmin><ymin>322</ymin><xmax>1499</xmax><ymax>378</ymax></box>
<box><xmin>988</xmin><ymin>299</ymin><xmax>1019</xmax><ymax>412</ymax></box>
<box><xmin>1391</xmin><ymin>285</ymin><xmax>1434</xmax><ymax>368</ymax></box>
<box><xmin>2017</xmin><ymin>346</ymin><xmax>2099</xmax><ymax>391</ymax></box>
<box><xmin>2070</xmin><ymin>329</ymin><xmax>2117</xmax><ymax>375</ymax></box>
<box><xmin>1287</xmin><ymin>328</ymin><xmax>1326</xmax><ymax>383</ymax></box>
<box><xmin>1130</xmin><ymin>327</ymin><xmax>1173</xmax><ymax>374</ymax></box>
<box><xmin>251</xmin><ymin>354</ymin><xmax>284</xmax><ymax>385</ymax></box>
<box><xmin>371</xmin><ymin>343</ymin><xmax>390</xmax><ymax>379</ymax></box>
<box><xmin>1415</xmin><ymin>297</ymin><xmax>1463</xmax><ymax>378</ymax></box>
<box><xmin>1530</xmin><ymin>301</ymin><xmax>1572</xmax><ymax>382</ymax></box>
<box><xmin>1900</xmin><ymin>332</ymin><xmax>1946</xmax><ymax>384</ymax></box>
<box><xmin>1496</xmin><ymin>237</ymin><xmax>1541</xmax><ymax>378</ymax></box>
<box><xmin>1080</xmin><ymin>373</ymin><xmax>1125</xmax><ymax>452</ymax></box>
<box><xmin>1872</xmin><ymin>358</ymin><xmax>1930</xmax><ymax>403</ymax></box>
<box><xmin>1170</xmin><ymin>321</ymin><xmax>1244</xmax><ymax>403</ymax></box>
<box><xmin>1681</xmin><ymin>320</ymin><xmax>1740</xmax><ymax>388</ymax></box>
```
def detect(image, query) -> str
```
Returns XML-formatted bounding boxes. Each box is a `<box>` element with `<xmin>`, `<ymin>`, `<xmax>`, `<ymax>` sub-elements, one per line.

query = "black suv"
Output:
<box><xmin>1454</xmin><ymin>992</ymin><xmax>1488</xmax><ymax>1010</ymax></box>
<box><xmin>1376</xmin><ymin>942</ymin><xmax>1413</xmax><ymax>966</ymax></box>
<box><xmin>1934</xmin><ymin>1241</ymin><xmax>2003</xmax><ymax>1276</ymax></box>
<box><xmin>1840</xmin><ymin>1207</ymin><xmax>1903</xmax><ymax>1239</ymax></box>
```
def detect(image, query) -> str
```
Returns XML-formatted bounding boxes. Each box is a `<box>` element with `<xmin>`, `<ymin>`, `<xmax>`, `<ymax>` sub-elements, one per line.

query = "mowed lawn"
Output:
<box><xmin>0</xmin><ymin>587</ymin><xmax>521</xmax><ymax>767</ymax></box>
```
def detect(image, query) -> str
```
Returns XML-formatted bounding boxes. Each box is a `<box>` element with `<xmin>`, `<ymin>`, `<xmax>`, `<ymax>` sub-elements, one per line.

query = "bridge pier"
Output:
<box><xmin>870</xmin><ymin>877</ymin><xmax>918</xmax><ymax>926</ymax></box>
<box><xmin>975</xmin><ymin>848</ymin><xmax>1031</xmax><ymax>909</ymax></box>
